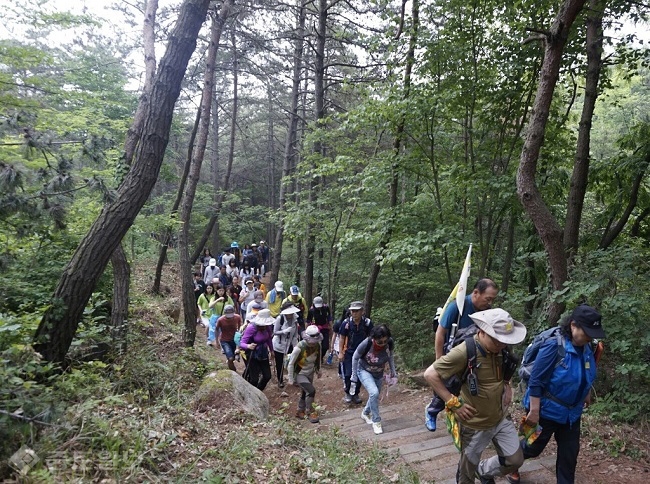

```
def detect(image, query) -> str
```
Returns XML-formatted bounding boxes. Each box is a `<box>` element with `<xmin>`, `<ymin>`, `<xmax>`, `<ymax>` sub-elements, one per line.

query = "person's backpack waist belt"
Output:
<box><xmin>543</xmin><ymin>390</ymin><xmax>580</xmax><ymax>409</ymax></box>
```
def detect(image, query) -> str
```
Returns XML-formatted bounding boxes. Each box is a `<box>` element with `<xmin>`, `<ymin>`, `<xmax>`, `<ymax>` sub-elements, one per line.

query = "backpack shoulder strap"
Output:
<box><xmin>460</xmin><ymin>337</ymin><xmax>478</xmax><ymax>384</ymax></box>
<box><xmin>555</xmin><ymin>330</ymin><xmax>565</xmax><ymax>357</ymax></box>
<box><xmin>359</xmin><ymin>337</ymin><xmax>372</xmax><ymax>359</ymax></box>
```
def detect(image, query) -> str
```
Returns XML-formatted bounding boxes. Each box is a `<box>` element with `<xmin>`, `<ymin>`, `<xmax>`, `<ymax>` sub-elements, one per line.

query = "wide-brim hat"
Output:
<box><xmin>280</xmin><ymin>305</ymin><xmax>300</xmax><ymax>315</ymax></box>
<box><xmin>253</xmin><ymin>308</ymin><xmax>275</xmax><ymax>326</ymax></box>
<box><xmin>302</xmin><ymin>325</ymin><xmax>323</xmax><ymax>344</ymax></box>
<box><xmin>469</xmin><ymin>308</ymin><xmax>527</xmax><ymax>345</ymax></box>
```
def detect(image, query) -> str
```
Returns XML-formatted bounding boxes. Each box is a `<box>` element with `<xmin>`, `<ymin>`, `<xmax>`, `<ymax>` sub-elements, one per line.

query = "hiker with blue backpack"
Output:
<box><xmin>505</xmin><ymin>304</ymin><xmax>605</xmax><ymax>484</ymax></box>
<box><xmin>424</xmin><ymin>308</ymin><xmax>527</xmax><ymax>484</ymax></box>
<box><xmin>426</xmin><ymin>279</ymin><xmax>499</xmax><ymax>431</ymax></box>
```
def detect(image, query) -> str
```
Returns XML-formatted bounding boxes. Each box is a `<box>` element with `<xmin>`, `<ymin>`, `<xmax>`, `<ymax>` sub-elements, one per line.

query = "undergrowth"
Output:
<box><xmin>1</xmin><ymin>284</ymin><xmax>418</xmax><ymax>482</ymax></box>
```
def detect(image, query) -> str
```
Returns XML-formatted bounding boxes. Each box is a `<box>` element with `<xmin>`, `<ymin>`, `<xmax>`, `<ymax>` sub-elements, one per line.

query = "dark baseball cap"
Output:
<box><xmin>571</xmin><ymin>304</ymin><xmax>605</xmax><ymax>339</ymax></box>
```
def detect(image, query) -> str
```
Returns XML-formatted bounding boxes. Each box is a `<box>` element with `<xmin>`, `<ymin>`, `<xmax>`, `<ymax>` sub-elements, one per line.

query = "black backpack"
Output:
<box><xmin>444</xmin><ymin>325</ymin><xmax>518</xmax><ymax>396</ymax></box>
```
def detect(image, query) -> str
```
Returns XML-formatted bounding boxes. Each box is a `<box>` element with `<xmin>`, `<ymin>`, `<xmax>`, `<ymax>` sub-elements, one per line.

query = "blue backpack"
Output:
<box><xmin>518</xmin><ymin>327</ymin><xmax>565</xmax><ymax>387</ymax></box>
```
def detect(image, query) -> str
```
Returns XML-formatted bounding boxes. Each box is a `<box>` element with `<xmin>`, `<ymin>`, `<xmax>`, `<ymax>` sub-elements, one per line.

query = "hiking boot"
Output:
<box><xmin>425</xmin><ymin>404</ymin><xmax>437</xmax><ymax>431</ymax></box>
<box><xmin>278</xmin><ymin>381</ymin><xmax>285</xmax><ymax>389</ymax></box>
<box><xmin>506</xmin><ymin>471</ymin><xmax>521</xmax><ymax>484</ymax></box>
<box><xmin>343</xmin><ymin>392</ymin><xmax>352</xmax><ymax>403</ymax></box>
<box><xmin>372</xmin><ymin>421</ymin><xmax>383</xmax><ymax>434</ymax></box>
<box><xmin>308</xmin><ymin>412</ymin><xmax>319</xmax><ymax>423</ymax></box>
<box><xmin>295</xmin><ymin>410</ymin><xmax>306</xmax><ymax>419</ymax></box>
<box><xmin>361</xmin><ymin>411</ymin><xmax>373</xmax><ymax>425</ymax></box>
<box><xmin>474</xmin><ymin>470</ymin><xmax>495</xmax><ymax>484</ymax></box>
<box><xmin>351</xmin><ymin>394</ymin><xmax>362</xmax><ymax>405</ymax></box>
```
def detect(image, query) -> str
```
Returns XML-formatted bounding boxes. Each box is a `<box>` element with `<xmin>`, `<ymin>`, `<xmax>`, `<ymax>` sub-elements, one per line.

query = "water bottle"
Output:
<box><xmin>349</xmin><ymin>380</ymin><xmax>357</xmax><ymax>395</ymax></box>
<box><xmin>326</xmin><ymin>351</ymin><xmax>334</xmax><ymax>365</ymax></box>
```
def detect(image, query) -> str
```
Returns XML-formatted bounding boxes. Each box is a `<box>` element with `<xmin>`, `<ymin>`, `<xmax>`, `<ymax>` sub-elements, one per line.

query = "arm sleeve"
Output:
<box><xmin>432</xmin><ymin>342</ymin><xmax>469</xmax><ymax>380</ymax></box>
<box><xmin>528</xmin><ymin>340</ymin><xmax>562</xmax><ymax>398</ymax></box>
<box><xmin>302</xmin><ymin>299</ymin><xmax>308</xmax><ymax>319</ymax></box>
<box><xmin>351</xmin><ymin>339</ymin><xmax>369</xmax><ymax>381</ymax></box>
<box><xmin>239</xmin><ymin>326</ymin><xmax>254</xmax><ymax>350</ymax></box>
<box><xmin>388</xmin><ymin>348</ymin><xmax>397</xmax><ymax>377</ymax></box>
<box><xmin>439</xmin><ymin>302</ymin><xmax>459</xmax><ymax>330</ymax></box>
<box><xmin>266</xmin><ymin>328</ymin><xmax>274</xmax><ymax>352</ymax></box>
<box><xmin>287</xmin><ymin>345</ymin><xmax>301</xmax><ymax>381</ymax></box>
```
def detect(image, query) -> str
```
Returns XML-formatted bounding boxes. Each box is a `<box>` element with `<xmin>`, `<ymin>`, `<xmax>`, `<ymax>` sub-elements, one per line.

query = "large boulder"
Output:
<box><xmin>193</xmin><ymin>370</ymin><xmax>269</xmax><ymax>420</ymax></box>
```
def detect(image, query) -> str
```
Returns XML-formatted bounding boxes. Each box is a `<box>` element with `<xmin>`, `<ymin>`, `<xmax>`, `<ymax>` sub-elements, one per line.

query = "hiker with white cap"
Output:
<box><xmin>281</xmin><ymin>285</ymin><xmax>308</xmax><ymax>332</ymax></box>
<box><xmin>506</xmin><ymin>304</ymin><xmax>606</xmax><ymax>484</ymax></box>
<box><xmin>272</xmin><ymin>303</ymin><xmax>301</xmax><ymax>388</ymax></box>
<box><xmin>287</xmin><ymin>325</ymin><xmax>323</xmax><ymax>423</ymax></box>
<box><xmin>239</xmin><ymin>278</ymin><xmax>256</xmax><ymax>321</ymax></box>
<box><xmin>258</xmin><ymin>240</ymin><xmax>269</xmax><ymax>275</ymax></box>
<box><xmin>216</xmin><ymin>305</ymin><xmax>242</xmax><ymax>372</ymax></box>
<box><xmin>424</xmin><ymin>308</ymin><xmax>527</xmax><ymax>484</ymax></box>
<box><xmin>203</xmin><ymin>258</ymin><xmax>219</xmax><ymax>284</ymax></box>
<box><xmin>265</xmin><ymin>280</ymin><xmax>286</xmax><ymax>317</ymax></box>
<box><xmin>239</xmin><ymin>308</ymin><xmax>275</xmax><ymax>390</ymax></box>
<box><xmin>307</xmin><ymin>296</ymin><xmax>332</xmax><ymax>364</ymax></box>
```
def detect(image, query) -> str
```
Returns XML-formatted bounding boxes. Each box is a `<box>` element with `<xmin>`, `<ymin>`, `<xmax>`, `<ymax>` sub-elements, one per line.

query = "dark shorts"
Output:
<box><xmin>221</xmin><ymin>340</ymin><xmax>236</xmax><ymax>359</ymax></box>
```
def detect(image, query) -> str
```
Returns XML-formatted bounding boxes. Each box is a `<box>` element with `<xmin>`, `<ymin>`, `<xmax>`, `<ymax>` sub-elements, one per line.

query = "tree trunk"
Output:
<box><xmin>304</xmin><ymin>0</ymin><xmax>328</xmax><ymax>303</ymax></box>
<box><xmin>189</xmin><ymin>2</ymin><xmax>237</xmax><ymax>265</ymax></box>
<box><xmin>599</xmin><ymin>168</ymin><xmax>648</xmax><ymax>249</ymax></box>
<box><xmin>33</xmin><ymin>0</ymin><xmax>212</xmax><ymax>363</ymax></box>
<box><xmin>210</xmin><ymin>92</ymin><xmax>221</xmax><ymax>253</ymax></box>
<box><xmin>121</xmin><ymin>0</ymin><xmax>159</xmax><ymax>172</ymax></box>
<box><xmin>151</xmin><ymin>102</ymin><xmax>202</xmax><ymax>294</ymax></box>
<box><xmin>516</xmin><ymin>0</ymin><xmax>586</xmax><ymax>324</ymax></box>
<box><xmin>271</xmin><ymin>0</ymin><xmax>306</xmax><ymax>284</ymax></box>
<box><xmin>364</xmin><ymin>0</ymin><xmax>418</xmax><ymax>317</ymax></box>
<box><xmin>564</xmin><ymin>0</ymin><xmax>606</xmax><ymax>259</ymax></box>
<box><xmin>109</xmin><ymin>0</ymin><xmax>158</xmax><ymax>351</ymax></box>
<box><xmin>110</xmin><ymin>243</ymin><xmax>130</xmax><ymax>355</ymax></box>
<box><xmin>180</xmin><ymin>5</ymin><xmax>233</xmax><ymax>347</ymax></box>
<box><xmin>266</xmin><ymin>83</ymin><xmax>275</xmax><ymax>268</ymax></box>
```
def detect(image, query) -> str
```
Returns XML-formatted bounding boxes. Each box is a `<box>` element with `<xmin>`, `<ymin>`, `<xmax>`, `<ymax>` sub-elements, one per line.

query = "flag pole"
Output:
<box><xmin>446</xmin><ymin>244</ymin><xmax>472</xmax><ymax>347</ymax></box>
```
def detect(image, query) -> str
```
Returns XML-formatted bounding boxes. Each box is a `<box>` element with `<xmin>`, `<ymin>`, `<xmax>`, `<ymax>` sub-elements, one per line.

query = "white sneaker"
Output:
<box><xmin>372</xmin><ymin>421</ymin><xmax>383</xmax><ymax>434</ymax></box>
<box><xmin>361</xmin><ymin>412</ymin><xmax>373</xmax><ymax>425</ymax></box>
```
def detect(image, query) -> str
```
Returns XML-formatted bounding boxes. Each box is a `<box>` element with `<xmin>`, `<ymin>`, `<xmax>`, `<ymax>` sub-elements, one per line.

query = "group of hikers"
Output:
<box><xmin>423</xmin><ymin>278</ymin><xmax>605</xmax><ymax>484</ymax></box>
<box><xmin>194</xmin><ymin>259</ymin><xmax>605</xmax><ymax>484</ymax></box>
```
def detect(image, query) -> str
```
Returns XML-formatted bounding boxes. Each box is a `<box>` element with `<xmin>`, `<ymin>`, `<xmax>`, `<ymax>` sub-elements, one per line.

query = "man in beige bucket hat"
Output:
<box><xmin>424</xmin><ymin>308</ymin><xmax>527</xmax><ymax>484</ymax></box>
